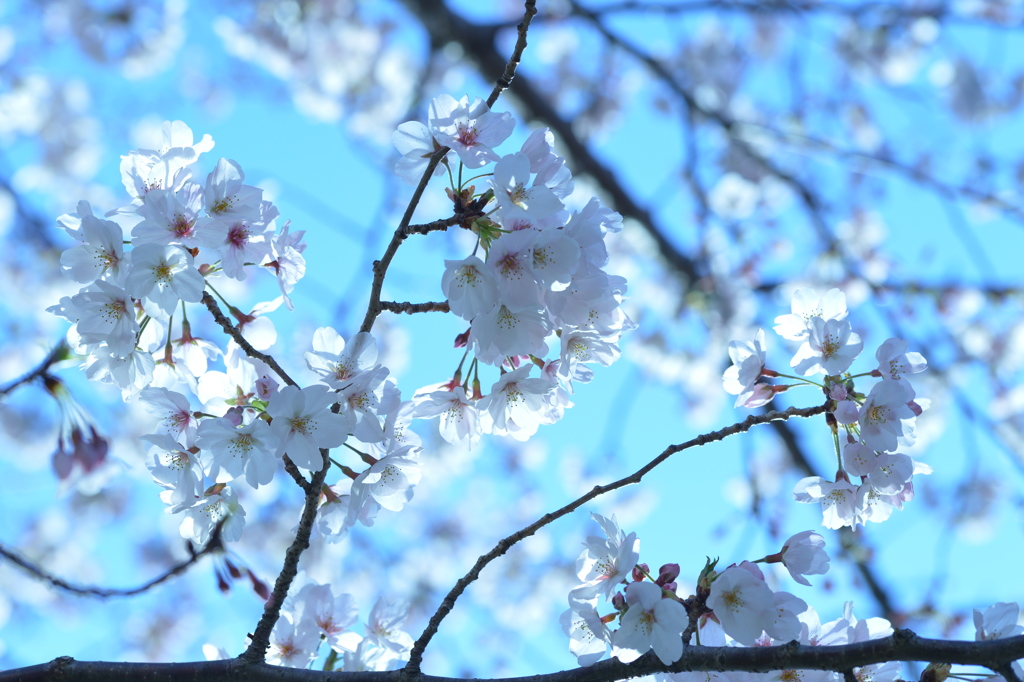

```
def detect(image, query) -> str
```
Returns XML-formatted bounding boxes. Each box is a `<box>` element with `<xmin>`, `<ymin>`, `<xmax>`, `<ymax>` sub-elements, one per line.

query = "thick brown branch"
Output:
<box><xmin>6</xmin><ymin>632</ymin><xmax>1024</xmax><ymax>682</ymax></box>
<box><xmin>380</xmin><ymin>300</ymin><xmax>451</xmax><ymax>315</ymax></box>
<box><xmin>405</xmin><ymin>404</ymin><xmax>829</xmax><ymax>672</ymax></box>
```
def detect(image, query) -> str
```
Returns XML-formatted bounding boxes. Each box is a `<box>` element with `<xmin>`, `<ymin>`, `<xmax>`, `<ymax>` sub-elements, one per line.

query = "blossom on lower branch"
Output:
<box><xmin>613</xmin><ymin>581</ymin><xmax>687</xmax><ymax>665</ymax></box>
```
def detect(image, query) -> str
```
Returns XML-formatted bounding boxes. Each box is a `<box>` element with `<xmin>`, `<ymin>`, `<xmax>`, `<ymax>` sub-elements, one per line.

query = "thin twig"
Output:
<box><xmin>405</xmin><ymin>404</ymin><xmax>828</xmax><ymax>673</ymax></box>
<box><xmin>0</xmin><ymin>341</ymin><xmax>68</xmax><ymax>397</ymax></box>
<box><xmin>0</xmin><ymin>520</ymin><xmax>224</xmax><ymax>598</ymax></box>
<box><xmin>485</xmin><ymin>0</ymin><xmax>537</xmax><ymax>108</ymax></box>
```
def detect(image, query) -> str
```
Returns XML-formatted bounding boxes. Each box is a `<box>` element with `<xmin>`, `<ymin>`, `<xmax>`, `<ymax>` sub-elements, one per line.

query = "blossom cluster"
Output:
<box><xmin>560</xmin><ymin>516</ymin><xmax>832</xmax><ymax>666</ymax></box>
<box><xmin>48</xmin><ymin>122</ymin><xmax>424</xmax><ymax>548</ymax></box>
<box><xmin>264</xmin><ymin>579</ymin><xmax>415</xmax><ymax>671</ymax></box>
<box><xmin>562</xmin><ymin>517</ymin><xmax>1022</xmax><ymax>682</ymax></box>
<box><xmin>395</xmin><ymin>95</ymin><xmax>632</xmax><ymax>444</ymax></box>
<box><xmin>50</xmin><ymin>120</ymin><xmax>304</xmax><ymax>403</ymax></box>
<box><xmin>722</xmin><ymin>289</ymin><xmax>930</xmax><ymax>529</ymax></box>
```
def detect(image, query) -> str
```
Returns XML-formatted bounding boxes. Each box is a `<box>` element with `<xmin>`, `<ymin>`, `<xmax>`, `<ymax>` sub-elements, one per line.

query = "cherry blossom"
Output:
<box><xmin>707</xmin><ymin>564</ymin><xmax>776</xmax><ymax>645</ymax></box>
<box><xmin>139</xmin><ymin>386</ymin><xmax>199</xmax><ymax>445</ymax></box>
<box><xmin>793</xmin><ymin>476</ymin><xmax>859</xmax><ymax>529</ymax></box>
<box><xmin>351</xmin><ymin>445</ymin><xmax>421</xmax><ymax>512</ymax></box>
<box><xmin>858</xmin><ymin>380</ymin><xmax>915</xmax><ymax>453</ymax></box>
<box><xmin>59</xmin><ymin>205</ymin><xmax>127</xmax><ymax>284</ymax></box>
<box><xmin>477</xmin><ymin>365</ymin><xmax>555</xmax><ymax>440</ymax></box>
<box><xmin>573</xmin><ymin>513</ymin><xmax>640</xmax><ymax>601</ymax></box>
<box><xmin>131</xmin><ymin>184</ymin><xmax>211</xmax><ymax>249</ymax></box>
<box><xmin>428</xmin><ymin>94</ymin><xmax>515</xmax><ymax>168</ymax></box>
<box><xmin>288</xmin><ymin>582</ymin><xmax>361</xmax><ymax>654</ymax></box>
<box><xmin>612</xmin><ymin>581</ymin><xmax>687</xmax><ymax>665</ymax></box>
<box><xmin>305</xmin><ymin>327</ymin><xmax>381</xmax><ymax>389</ymax></box>
<box><xmin>723</xmin><ymin>329</ymin><xmax>768</xmax><ymax>406</ymax></box>
<box><xmin>775</xmin><ymin>530</ymin><xmax>830</xmax><ymax>586</ymax></box>
<box><xmin>791</xmin><ymin>317</ymin><xmax>863</xmax><ymax>376</ymax></box>
<box><xmin>774</xmin><ymin>288</ymin><xmax>849</xmax><ymax>341</ymax></box>
<box><xmin>874</xmin><ymin>338</ymin><xmax>928</xmax><ymax>383</ymax></box>
<box><xmin>560</xmin><ymin>597</ymin><xmax>611</xmax><ymax>666</ymax></box>
<box><xmin>363</xmin><ymin>597</ymin><xmax>414</xmax><ymax>656</ymax></box>
<box><xmin>974</xmin><ymin>602</ymin><xmax>1024</xmax><ymax>641</ymax></box>
<box><xmin>412</xmin><ymin>385</ymin><xmax>485</xmax><ymax>446</ymax></box>
<box><xmin>268</xmin><ymin>384</ymin><xmax>352</xmax><ymax>470</ymax></box>
<box><xmin>125</xmin><ymin>243</ymin><xmax>206</xmax><ymax>316</ymax></box>
<box><xmin>392</xmin><ymin>120</ymin><xmax>448</xmax><ymax>185</ymax></box>
<box><xmin>179</xmin><ymin>485</ymin><xmax>245</xmax><ymax>544</ymax></box>
<box><xmin>196</xmin><ymin>416</ymin><xmax>279</xmax><ymax>488</ymax></box>
<box><xmin>441</xmin><ymin>256</ymin><xmax>500</xmax><ymax>320</ymax></box>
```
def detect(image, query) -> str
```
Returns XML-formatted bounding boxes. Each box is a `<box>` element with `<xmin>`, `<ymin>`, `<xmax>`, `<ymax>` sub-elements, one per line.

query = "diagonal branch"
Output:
<box><xmin>360</xmin><ymin>0</ymin><xmax>537</xmax><ymax>335</ymax></box>
<box><xmin>239</xmin><ymin>448</ymin><xmax>332</xmax><ymax>664</ymax></box>
<box><xmin>201</xmin><ymin>291</ymin><xmax>297</xmax><ymax>388</ymax></box>
<box><xmin>405</xmin><ymin>403</ymin><xmax>828</xmax><ymax>673</ymax></box>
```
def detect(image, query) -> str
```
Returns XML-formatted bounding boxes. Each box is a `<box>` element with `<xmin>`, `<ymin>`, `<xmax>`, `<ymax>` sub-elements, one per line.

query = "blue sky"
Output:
<box><xmin>1</xmin><ymin>0</ymin><xmax>1023</xmax><ymax>675</ymax></box>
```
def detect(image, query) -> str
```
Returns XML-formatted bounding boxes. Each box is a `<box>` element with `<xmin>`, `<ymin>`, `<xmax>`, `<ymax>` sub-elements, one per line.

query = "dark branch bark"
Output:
<box><xmin>201</xmin><ymin>291</ymin><xmax>297</xmax><ymax>388</ymax></box>
<box><xmin>5</xmin><ymin>632</ymin><xmax>1024</xmax><ymax>682</ymax></box>
<box><xmin>239</xmin><ymin>448</ymin><xmax>332</xmax><ymax>663</ymax></box>
<box><xmin>380</xmin><ymin>300</ymin><xmax>451</xmax><ymax>315</ymax></box>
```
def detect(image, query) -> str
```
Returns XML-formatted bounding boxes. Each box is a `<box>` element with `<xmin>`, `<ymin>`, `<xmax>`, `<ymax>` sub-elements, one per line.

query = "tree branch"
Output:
<box><xmin>0</xmin><ymin>341</ymin><xmax>68</xmax><ymax>397</ymax></box>
<box><xmin>239</xmin><ymin>448</ymin><xmax>332</xmax><ymax>663</ymax></box>
<box><xmin>6</xmin><ymin>632</ymin><xmax>1024</xmax><ymax>682</ymax></box>
<box><xmin>201</xmin><ymin>291</ymin><xmax>297</xmax><ymax>388</ymax></box>
<box><xmin>380</xmin><ymin>300</ymin><xmax>451</xmax><ymax>315</ymax></box>
<box><xmin>0</xmin><ymin>520</ymin><xmax>224</xmax><ymax>598</ymax></box>
<box><xmin>405</xmin><ymin>404</ymin><xmax>829</xmax><ymax>672</ymax></box>
<box><xmin>360</xmin><ymin>0</ymin><xmax>536</xmax><ymax>334</ymax></box>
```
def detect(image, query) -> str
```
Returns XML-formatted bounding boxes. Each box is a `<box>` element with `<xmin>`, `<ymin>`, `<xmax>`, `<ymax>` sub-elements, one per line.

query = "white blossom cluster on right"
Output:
<box><xmin>563</xmin><ymin>516</ymin><xmax>1023</xmax><ymax>682</ymax></box>
<box><xmin>560</xmin><ymin>515</ymin><xmax>831</xmax><ymax>666</ymax></box>
<box><xmin>722</xmin><ymin>288</ymin><xmax>930</xmax><ymax>529</ymax></box>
